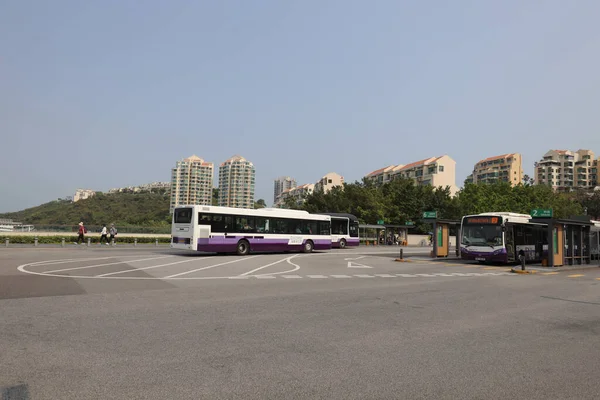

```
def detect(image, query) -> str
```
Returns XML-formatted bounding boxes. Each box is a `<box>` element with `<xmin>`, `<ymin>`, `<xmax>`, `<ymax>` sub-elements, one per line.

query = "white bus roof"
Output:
<box><xmin>463</xmin><ymin>212</ymin><xmax>533</xmax><ymax>224</ymax></box>
<box><xmin>176</xmin><ymin>205</ymin><xmax>331</xmax><ymax>221</ymax></box>
<box><xmin>476</xmin><ymin>212</ymin><xmax>533</xmax><ymax>219</ymax></box>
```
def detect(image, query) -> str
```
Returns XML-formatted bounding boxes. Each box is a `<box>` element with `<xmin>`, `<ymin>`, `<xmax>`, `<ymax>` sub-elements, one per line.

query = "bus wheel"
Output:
<box><xmin>236</xmin><ymin>240</ymin><xmax>250</xmax><ymax>256</ymax></box>
<box><xmin>339</xmin><ymin>239</ymin><xmax>347</xmax><ymax>249</ymax></box>
<box><xmin>303</xmin><ymin>240</ymin><xmax>314</xmax><ymax>253</ymax></box>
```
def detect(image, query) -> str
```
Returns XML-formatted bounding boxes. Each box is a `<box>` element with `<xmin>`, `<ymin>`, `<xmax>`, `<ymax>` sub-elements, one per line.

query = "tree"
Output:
<box><xmin>212</xmin><ymin>188</ymin><xmax>219</xmax><ymax>206</ymax></box>
<box><xmin>575</xmin><ymin>189</ymin><xmax>600</xmax><ymax>219</ymax></box>
<box><xmin>254</xmin><ymin>199</ymin><xmax>267</xmax><ymax>209</ymax></box>
<box><xmin>522</xmin><ymin>174</ymin><xmax>535</xmax><ymax>186</ymax></box>
<box><xmin>280</xmin><ymin>196</ymin><xmax>300</xmax><ymax>209</ymax></box>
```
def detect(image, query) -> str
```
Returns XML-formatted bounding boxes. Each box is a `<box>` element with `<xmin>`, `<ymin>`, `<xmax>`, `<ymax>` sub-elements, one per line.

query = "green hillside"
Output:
<box><xmin>0</xmin><ymin>190</ymin><xmax>171</xmax><ymax>228</ymax></box>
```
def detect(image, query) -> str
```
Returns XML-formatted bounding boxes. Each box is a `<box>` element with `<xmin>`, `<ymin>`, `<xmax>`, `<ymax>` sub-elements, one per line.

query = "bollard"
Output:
<box><xmin>61</xmin><ymin>238</ymin><xmax>65</xmax><ymax>247</ymax></box>
<box><xmin>521</xmin><ymin>255</ymin><xmax>526</xmax><ymax>271</ymax></box>
<box><xmin>134</xmin><ymin>238</ymin><xmax>137</xmax><ymax>247</ymax></box>
<box><xmin>111</xmin><ymin>239</ymin><xmax>115</xmax><ymax>247</ymax></box>
<box><xmin>5</xmin><ymin>238</ymin><xmax>8</xmax><ymax>247</ymax></box>
<box><xmin>155</xmin><ymin>238</ymin><xmax>159</xmax><ymax>247</ymax></box>
<box><xmin>87</xmin><ymin>238</ymin><xmax>91</xmax><ymax>247</ymax></box>
<box><xmin>399</xmin><ymin>248</ymin><xmax>404</xmax><ymax>260</ymax></box>
<box><xmin>34</xmin><ymin>236</ymin><xmax>38</xmax><ymax>247</ymax></box>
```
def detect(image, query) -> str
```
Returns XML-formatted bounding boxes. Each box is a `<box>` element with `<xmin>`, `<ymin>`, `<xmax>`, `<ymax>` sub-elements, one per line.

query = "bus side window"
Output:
<box><xmin>319</xmin><ymin>222</ymin><xmax>330</xmax><ymax>235</ymax></box>
<box><xmin>223</xmin><ymin>216</ymin><xmax>233</xmax><ymax>233</ymax></box>
<box><xmin>235</xmin><ymin>216</ymin><xmax>255</xmax><ymax>233</ymax></box>
<box><xmin>308</xmin><ymin>221</ymin><xmax>317</xmax><ymax>235</ymax></box>
<box><xmin>256</xmin><ymin>217</ymin><xmax>270</xmax><ymax>233</ymax></box>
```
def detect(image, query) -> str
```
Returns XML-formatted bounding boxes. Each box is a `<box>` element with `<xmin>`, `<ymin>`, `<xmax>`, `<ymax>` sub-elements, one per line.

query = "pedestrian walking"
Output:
<box><xmin>74</xmin><ymin>222</ymin><xmax>87</xmax><ymax>245</ymax></box>
<box><xmin>99</xmin><ymin>224</ymin><xmax>110</xmax><ymax>245</ymax></box>
<box><xmin>108</xmin><ymin>224</ymin><xmax>117</xmax><ymax>245</ymax></box>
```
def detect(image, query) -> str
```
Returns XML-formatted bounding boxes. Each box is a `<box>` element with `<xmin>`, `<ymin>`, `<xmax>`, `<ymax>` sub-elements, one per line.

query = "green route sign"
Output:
<box><xmin>531</xmin><ymin>209</ymin><xmax>553</xmax><ymax>218</ymax></box>
<box><xmin>422</xmin><ymin>211</ymin><xmax>437</xmax><ymax>219</ymax></box>
<box><xmin>377</xmin><ymin>220</ymin><xmax>385</xmax><ymax>225</ymax></box>
<box><xmin>405</xmin><ymin>221</ymin><xmax>415</xmax><ymax>226</ymax></box>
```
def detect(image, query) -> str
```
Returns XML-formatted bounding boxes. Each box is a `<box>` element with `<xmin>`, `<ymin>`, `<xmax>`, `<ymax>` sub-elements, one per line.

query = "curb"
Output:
<box><xmin>510</xmin><ymin>269</ymin><xmax>537</xmax><ymax>274</ymax></box>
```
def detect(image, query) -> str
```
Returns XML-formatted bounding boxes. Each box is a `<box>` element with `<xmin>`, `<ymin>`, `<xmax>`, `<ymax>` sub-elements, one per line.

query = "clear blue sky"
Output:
<box><xmin>2</xmin><ymin>0</ymin><xmax>600</xmax><ymax>212</ymax></box>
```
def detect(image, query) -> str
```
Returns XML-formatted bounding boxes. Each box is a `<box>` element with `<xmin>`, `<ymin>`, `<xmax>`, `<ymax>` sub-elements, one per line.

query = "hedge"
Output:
<box><xmin>2</xmin><ymin>235</ymin><xmax>171</xmax><ymax>245</ymax></box>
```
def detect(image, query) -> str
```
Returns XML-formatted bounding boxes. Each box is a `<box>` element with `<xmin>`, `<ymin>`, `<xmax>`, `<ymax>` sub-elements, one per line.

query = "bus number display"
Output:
<box><xmin>464</xmin><ymin>217</ymin><xmax>500</xmax><ymax>225</ymax></box>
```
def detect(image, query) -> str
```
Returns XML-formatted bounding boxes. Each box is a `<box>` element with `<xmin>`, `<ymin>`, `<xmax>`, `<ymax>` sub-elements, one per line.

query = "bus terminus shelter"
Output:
<box><xmin>531</xmin><ymin>216</ymin><xmax>599</xmax><ymax>266</ymax></box>
<box><xmin>421</xmin><ymin>218</ymin><xmax>460</xmax><ymax>258</ymax></box>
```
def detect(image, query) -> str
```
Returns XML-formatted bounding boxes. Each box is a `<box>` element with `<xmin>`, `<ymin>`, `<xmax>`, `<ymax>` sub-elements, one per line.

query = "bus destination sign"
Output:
<box><xmin>464</xmin><ymin>216</ymin><xmax>500</xmax><ymax>225</ymax></box>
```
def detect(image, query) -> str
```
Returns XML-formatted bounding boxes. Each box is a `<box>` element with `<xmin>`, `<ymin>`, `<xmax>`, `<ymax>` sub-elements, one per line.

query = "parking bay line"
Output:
<box><xmin>43</xmin><ymin>255</ymin><xmax>174</xmax><ymax>274</ymax></box>
<box><xmin>164</xmin><ymin>256</ymin><xmax>261</xmax><ymax>279</ymax></box>
<box><xmin>97</xmin><ymin>255</ymin><xmax>220</xmax><ymax>277</ymax></box>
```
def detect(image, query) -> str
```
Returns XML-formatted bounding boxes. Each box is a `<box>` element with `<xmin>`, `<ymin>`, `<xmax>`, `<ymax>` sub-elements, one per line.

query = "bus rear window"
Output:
<box><xmin>174</xmin><ymin>208</ymin><xmax>193</xmax><ymax>224</ymax></box>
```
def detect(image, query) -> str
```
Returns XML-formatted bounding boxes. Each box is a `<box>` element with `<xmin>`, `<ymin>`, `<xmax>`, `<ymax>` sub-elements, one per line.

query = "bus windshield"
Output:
<box><xmin>174</xmin><ymin>208</ymin><xmax>193</xmax><ymax>224</ymax></box>
<box><xmin>461</xmin><ymin>224</ymin><xmax>503</xmax><ymax>246</ymax></box>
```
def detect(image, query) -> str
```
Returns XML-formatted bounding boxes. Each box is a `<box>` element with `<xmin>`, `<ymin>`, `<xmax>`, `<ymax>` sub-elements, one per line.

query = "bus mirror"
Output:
<box><xmin>502</xmin><ymin>226</ymin><xmax>506</xmax><ymax>232</ymax></box>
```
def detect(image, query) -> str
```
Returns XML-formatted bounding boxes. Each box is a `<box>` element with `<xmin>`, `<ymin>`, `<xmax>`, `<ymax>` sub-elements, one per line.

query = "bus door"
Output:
<box><xmin>505</xmin><ymin>225</ymin><xmax>515</xmax><ymax>262</ymax></box>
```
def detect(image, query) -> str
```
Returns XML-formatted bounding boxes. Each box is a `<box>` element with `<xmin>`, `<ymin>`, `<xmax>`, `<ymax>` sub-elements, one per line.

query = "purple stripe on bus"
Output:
<box><xmin>197</xmin><ymin>238</ymin><xmax>331</xmax><ymax>253</ymax></box>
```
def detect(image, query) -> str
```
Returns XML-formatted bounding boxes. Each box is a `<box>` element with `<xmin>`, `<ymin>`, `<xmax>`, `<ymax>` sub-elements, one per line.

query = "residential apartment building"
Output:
<box><xmin>467</xmin><ymin>153</ymin><xmax>523</xmax><ymax>186</ymax></box>
<box><xmin>170</xmin><ymin>155</ymin><xmax>214</xmax><ymax>212</ymax></box>
<box><xmin>314</xmin><ymin>172</ymin><xmax>344</xmax><ymax>193</ymax></box>
<box><xmin>535</xmin><ymin>149</ymin><xmax>599</xmax><ymax>192</ymax></box>
<box><xmin>365</xmin><ymin>165</ymin><xmax>397</xmax><ymax>185</ymax></box>
<box><xmin>274</xmin><ymin>183</ymin><xmax>315</xmax><ymax>208</ymax></box>
<box><xmin>273</xmin><ymin>176</ymin><xmax>297</xmax><ymax>203</ymax></box>
<box><xmin>218</xmin><ymin>155</ymin><xmax>256</xmax><ymax>209</ymax></box>
<box><xmin>365</xmin><ymin>155</ymin><xmax>458</xmax><ymax>195</ymax></box>
<box><xmin>109</xmin><ymin>182</ymin><xmax>170</xmax><ymax>194</ymax></box>
<box><xmin>274</xmin><ymin>171</ymin><xmax>343</xmax><ymax>208</ymax></box>
<box><xmin>73</xmin><ymin>189</ymin><xmax>96</xmax><ymax>202</ymax></box>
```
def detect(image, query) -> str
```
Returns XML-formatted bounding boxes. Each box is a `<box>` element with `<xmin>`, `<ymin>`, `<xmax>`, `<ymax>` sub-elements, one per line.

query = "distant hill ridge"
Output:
<box><xmin>0</xmin><ymin>191</ymin><xmax>171</xmax><ymax>227</ymax></box>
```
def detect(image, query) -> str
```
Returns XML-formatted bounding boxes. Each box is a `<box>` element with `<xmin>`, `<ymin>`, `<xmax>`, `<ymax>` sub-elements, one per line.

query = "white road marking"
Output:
<box><xmin>97</xmin><ymin>256</ymin><xmax>218</xmax><ymax>277</ymax></box>
<box><xmin>347</xmin><ymin>261</ymin><xmax>372</xmax><ymax>269</ymax></box>
<box><xmin>354</xmin><ymin>274</ymin><xmax>375</xmax><ymax>278</ymax></box>
<box><xmin>434</xmin><ymin>273</ymin><xmax>455</xmax><ymax>277</ymax></box>
<box><xmin>375</xmin><ymin>274</ymin><xmax>396</xmax><ymax>278</ymax></box>
<box><xmin>397</xmin><ymin>274</ymin><xmax>416</xmax><ymax>277</ymax></box>
<box><xmin>238</xmin><ymin>255</ymin><xmax>294</xmax><ymax>276</ymax></box>
<box><xmin>228</xmin><ymin>276</ymin><xmax>249</xmax><ymax>279</ymax></box>
<box><xmin>43</xmin><ymin>255</ymin><xmax>174</xmax><ymax>274</ymax></box>
<box><xmin>344</xmin><ymin>256</ymin><xmax>366</xmax><ymax>261</ymax></box>
<box><xmin>414</xmin><ymin>274</ymin><xmax>437</xmax><ymax>277</ymax></box>
<box><xmin>331</xmin><ymin>275</ymin><xmax>352</xmax><ymax>278</ymax></box>
<box><xmin>164</xmin><ymin>256</ymin><xmax>260</xmax><ymax>279</ymax></box>
<box><xmin>281</xmin><ymin>275</ymin><xmax>303</xmax><ymax>279</ymax></box>
<box><xmin>254</xmin><ymin>276</ymin><xmax>276</xmax><ymax>279</ymax></box>
<box><xmin>254</xmin><ymin>255</ymin><xmax>301</xmax><ymax>276</ymax></box>
<box><xmin>23</xmin><ymin>255</ymin><xmax>151</xmax><ymax>268</ymax></box>
<box><xmin>306</xmin><ymin>275</ymin><xmax>328</xmax><ymax>279</ymax></box>
<box><xmin>25</xmin><ymin>256</ymin><xmax>118</xmax><ymax>267</ymax></box>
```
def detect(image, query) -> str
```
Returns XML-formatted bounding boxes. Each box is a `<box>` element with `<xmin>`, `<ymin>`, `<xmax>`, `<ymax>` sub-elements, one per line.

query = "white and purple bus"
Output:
<box><xmin>460</xmin><ymin>212</ymin><xmax>548</xmax><ymax>264</ymax></box>
<box><xmin>171</xmin><ymin>205</ymin><xmax>332</xmax><ymax>255</ymax></box>
<box><xmin>318</xmin><ymin>213</ymin><xmax>360</xmax><ymax>248</ymax></box>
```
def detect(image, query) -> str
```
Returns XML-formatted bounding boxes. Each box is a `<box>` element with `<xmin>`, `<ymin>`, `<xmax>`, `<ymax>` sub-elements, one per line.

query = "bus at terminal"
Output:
<box><xmin>171</xmin><ymin>205</ymin><xmax>332</xmax><ymax>255</ymax></box>
<box><xmin>460</xmin><ymin>212</ymin><xmax>548</xmax><ymax>264</ymax></box>
<box><xmin>317</xmin><ymin>213</ymin><xmax>360</xmax><ymax>248</ymax></box>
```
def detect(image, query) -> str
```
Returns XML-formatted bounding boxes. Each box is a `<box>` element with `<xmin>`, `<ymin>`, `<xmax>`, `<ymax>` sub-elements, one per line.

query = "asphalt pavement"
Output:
<box><xmin>1</xmin><ymin>247</ymin><xmax>600</xmax><ymax>399</ymax></box>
